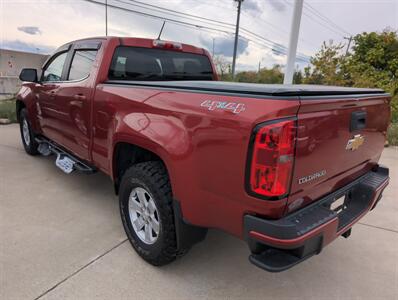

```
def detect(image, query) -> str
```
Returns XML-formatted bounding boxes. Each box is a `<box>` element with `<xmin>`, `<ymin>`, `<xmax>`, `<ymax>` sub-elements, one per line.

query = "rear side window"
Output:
<box><xmin>108</xmin><ymin>46</ymin><xmax>214</xmax><ymax>81</ymax></box>
<box><xmin>68</xmin><ymin>50</ymin><xmax>97</xmax><ymax>81</ymax></box>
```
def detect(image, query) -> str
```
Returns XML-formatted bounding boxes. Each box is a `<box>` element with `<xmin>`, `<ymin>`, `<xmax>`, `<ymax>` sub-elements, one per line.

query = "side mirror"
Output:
<box><xmin>19</xmin><ymin>68</ymin><xmax>38</xmax><ymax>82</ymax></box>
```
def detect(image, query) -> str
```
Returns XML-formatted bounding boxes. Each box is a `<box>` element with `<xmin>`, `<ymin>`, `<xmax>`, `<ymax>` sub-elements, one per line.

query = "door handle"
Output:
<box><xmin>350</xmin><ymin>111</ymin><xmax>367</xmax><ymax>132</ymax></box>
<box><xmin>74</xmin><ymin>94</ymin><xmax>86</xmax><ymax>100</ymax></box>
<box><xmin>49</xmin><ymin>91</ymin><xmax>56</xmax><ymax>99</ymax></box>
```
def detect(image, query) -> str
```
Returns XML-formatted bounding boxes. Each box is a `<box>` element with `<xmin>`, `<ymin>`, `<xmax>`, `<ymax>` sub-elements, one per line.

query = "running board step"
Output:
<box><xmin>249</xmin><ymin>248</ymin><xmax>315</xmax><ymax>273</ymax></box>
<box><xmin>35</xmin><ymin>137</ymin><xmax>96</xmax><ymax>174</ymax></box>
<box><xmin>56</xmin><ymin>154</ymin><xmax>75</xmax><ymax>174</ymax></box>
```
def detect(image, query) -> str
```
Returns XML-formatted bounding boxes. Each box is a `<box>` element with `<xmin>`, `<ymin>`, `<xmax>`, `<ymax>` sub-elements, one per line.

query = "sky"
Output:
<box><xmin>1</xmin><ymin>0</ymin><xmax>397</xmax><ymax>71</ymax></box>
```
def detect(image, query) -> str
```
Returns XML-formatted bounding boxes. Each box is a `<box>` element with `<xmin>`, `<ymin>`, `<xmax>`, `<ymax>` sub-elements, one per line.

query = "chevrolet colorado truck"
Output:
<box><xmin>17</xmin><ymin>37</ymin><xmax>390</xmax><ymax>272</ymax></box>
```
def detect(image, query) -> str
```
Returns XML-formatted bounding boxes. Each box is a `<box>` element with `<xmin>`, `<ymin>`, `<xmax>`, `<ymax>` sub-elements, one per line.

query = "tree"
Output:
<box><xmin>224</xmin><ymin>64</ymin><xmax>303</xmax><ymax>84</ymax></box>
<box><xmin>212</xmin><ymin>55</ymin><xmax>231</xmax><ymax>80</ymax></box>
<box><xmin>293</xmin><ymin>69</ymin><xmax>303</xmax><ymax>84</ymax></box>
<box><xmin>344</xmin><ymin>31</ymin><xmax>398</xmax><ymax>122</ymax></box>
<box><xmin>234</xmin><ymin>65</ymin><xmax>284</xmax><ymax>84</ymax></box>
<box><xmin>257</xmin><ymin>65</ymin><xmax>284</xmax><ymax>83</ymax></box>
<box><xmin>304</xmin><ymin>30</ymin><xmax>398</xmax><ymax>122</ymax></box>
<box><xmin>303</xmin><ymin>41</ymin><xmax>346</xmax><ymax>85</ymax></box>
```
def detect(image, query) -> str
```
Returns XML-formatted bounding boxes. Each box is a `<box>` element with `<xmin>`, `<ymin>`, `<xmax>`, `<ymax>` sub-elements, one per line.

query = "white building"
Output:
<box><xmin>0</xmin><ymin>49</ymin><xmax>48</xmax><ymax>100</ymax></box>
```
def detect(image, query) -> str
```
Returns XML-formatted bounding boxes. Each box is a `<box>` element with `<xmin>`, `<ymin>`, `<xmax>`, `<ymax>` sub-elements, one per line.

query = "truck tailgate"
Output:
<box><xmin>286</xmin><ymin>94</ymin><xmax>391</xmax><ymax>213</ymax></box>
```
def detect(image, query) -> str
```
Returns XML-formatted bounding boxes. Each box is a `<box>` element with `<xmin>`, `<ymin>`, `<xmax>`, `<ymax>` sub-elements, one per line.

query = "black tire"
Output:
<box><xmin>19</xmin><ymin>108</ymin><xmax>39</xmax><ymax>155</ymax></box>
<box><xmin>119</xmin><ymin>161</ymin><xmax>181</xmax><ymax>266</ymax></box>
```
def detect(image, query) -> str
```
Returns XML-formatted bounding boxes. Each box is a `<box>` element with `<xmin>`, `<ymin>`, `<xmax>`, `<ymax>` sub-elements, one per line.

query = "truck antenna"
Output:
<box><xmin>157</xmin><ymin>21</ymin><xmax>166</xmax><ymax>40</ymax></box>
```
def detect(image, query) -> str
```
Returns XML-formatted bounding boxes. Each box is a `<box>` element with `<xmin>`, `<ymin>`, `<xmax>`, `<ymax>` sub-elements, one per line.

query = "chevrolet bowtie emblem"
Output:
<box><xmin>346</xmin><ymin>134</ymin><xmax>365</xmax><ymax>151</ymax></box>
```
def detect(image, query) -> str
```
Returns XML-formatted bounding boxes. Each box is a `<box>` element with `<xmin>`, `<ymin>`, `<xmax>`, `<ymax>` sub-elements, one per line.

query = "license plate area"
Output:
<box><xmin>330</xmin><ymin>195</ymin><xmax>347</xmax><ymax>214</ymax></box>
<box><xmin>324</xmin><ymin>186</ymin><xmax>371</xmax><ymax>231</ymax></box>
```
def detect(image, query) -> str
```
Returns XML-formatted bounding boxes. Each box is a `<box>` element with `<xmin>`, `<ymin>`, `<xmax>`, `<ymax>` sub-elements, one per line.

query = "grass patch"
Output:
<box><xmin>387</xmin><ymin>123</ymin><xmax>398</xmax><ymax>146</ymax></box>
<box><xmin>0</xmin><ymin>98</ymin><xmax>17</xmax><ymax>123</ymax></box>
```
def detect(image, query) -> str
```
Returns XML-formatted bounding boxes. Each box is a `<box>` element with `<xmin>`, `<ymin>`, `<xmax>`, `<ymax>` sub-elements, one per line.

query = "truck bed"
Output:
<box><xmin>106</xmin><ymin>80</ymin><xmax>387</xmax><ymax>97</ymax></box>
<box><xmin>99</xmin><ymin>80</ymin><xmax>390</xmax><ymax>224</ymax></box>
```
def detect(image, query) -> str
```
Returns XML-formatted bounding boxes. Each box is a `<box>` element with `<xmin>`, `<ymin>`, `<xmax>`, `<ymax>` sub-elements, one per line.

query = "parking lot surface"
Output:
<box><xmin>1</xmin><ymin>124</ymin><xmax>397</xmax><ymax>300</ymax></box>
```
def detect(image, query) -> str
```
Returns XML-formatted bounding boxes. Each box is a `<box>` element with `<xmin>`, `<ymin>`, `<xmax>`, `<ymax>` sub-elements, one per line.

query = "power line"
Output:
<box><xmin>122</xmin><ymin>0</ymin><xmax>289</xmax><ymax>48</ymax></box>
<box><xmin>109</xmin><ymin>1</ymin><xmax>273</xmax><ymax>48</ymax></box>
<box><xmin>120</xmin><ymin>0</ymin><xmax>300</xmax><ymax>50</ymax></box>
<box><xmin>244</xmin><ymin>37</ymin><xmax>309</xmax><ymax>62</ymax></box>
<box><xmin>302</xmin><ymin>10</ymin><xmax>346</xmax><ymax>37</ymax></box>
<box><xmin>83</xmin><ymin>0</ymin><xmax>310</xmax><ymax>63</ymax></box>
<box><xmin>241</xmin><ymin>10</ymin><xmax>288</xmax><ymax>37</ymax></box>
<box><xmin>125</xmin><ymin>0</ymin><xmax>235</xmax><ymax>28</ymax></box>
<box><xmin>304</xmin><ymin>2</ymin><xmax>351</xmax><ymax>36</ymax></box>
<box><xmin>191</xmin><ymin>0</ymin><xmax>234</xmax><ymax>11</ymax></box>
<box><xmin>84</xmin><ymin>0</ymin><xmax>234</xmax><ymax>35</ymax></box>
<box><xmin>239</xmin><ymin>27</ymin><xmax>310</xmax><ymax>60</ymax></box>
<box><xmin>282</xmin><ymin>0</ymin><xmax>349</xmax><ymax>37</ymax></box>
<box><xmin>116</xmin><ymin>0</ymin><xmax>311</xmax><ymax>59</ymax></box>
<box><xmin>240</xmin><ymin>10</ymin><xmax>319</xmax><ymax>50</ymax></box>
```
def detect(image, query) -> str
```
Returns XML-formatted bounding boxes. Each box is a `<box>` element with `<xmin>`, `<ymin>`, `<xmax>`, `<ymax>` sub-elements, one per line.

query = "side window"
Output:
<box><xmin>112</xmin><ymin>56</ymin><xmax>127</xmax><ymax>78</ymax></box>
<box><xmin>68</xmin><ymin>50</ymin><xmax>98</xmax><ymax>81</ymax></box>
<box><xmin>42</xmin><ymin>52</ymin><xmax>68</xmax><ymax>82</ymax></box>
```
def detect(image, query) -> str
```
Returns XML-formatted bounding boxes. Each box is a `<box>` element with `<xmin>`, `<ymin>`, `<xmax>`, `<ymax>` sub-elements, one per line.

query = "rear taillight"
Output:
<box><xmin>247</xmin><ymin>119</ymin><xmax>296</xmax><ymax>199</ymax></box>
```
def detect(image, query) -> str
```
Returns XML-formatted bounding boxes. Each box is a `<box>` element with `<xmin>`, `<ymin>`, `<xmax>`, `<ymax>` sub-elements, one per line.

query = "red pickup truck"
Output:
<box><xmin>17</xmin><ymin>37</ymin><xmax>390</xmax><ymax>272</ymax></box>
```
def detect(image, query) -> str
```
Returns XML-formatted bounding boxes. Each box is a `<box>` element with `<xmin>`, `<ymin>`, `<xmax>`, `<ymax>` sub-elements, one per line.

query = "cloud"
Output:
<box><xmin>17</xmin><ymin>26</ymin><xmax>42</xmax><ymax>35</ymax></box>
<box><xmin>200</xmin><ymin>36</ymin><xmax>249</xmax><ymax>57</ymax></box>
<box><xmin>267</xmin><ymin>0</ymin><xmax>286</xmax><ymax>12</ymax></box>
<box><xmin>1</xmin><ymin>40</ymin><xmax>55</xmax><ymax>54</ymax></box>
<box><xmin>244</xmin><ymin>0</ymin><xmax>262</xmax><ymax>14</ymax></box>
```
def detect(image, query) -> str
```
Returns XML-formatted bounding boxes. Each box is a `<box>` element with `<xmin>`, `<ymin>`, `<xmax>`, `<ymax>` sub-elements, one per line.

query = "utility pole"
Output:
<box><xmin>258</xmin><ymin>61</ymin><xmax>261</xmax><ymax>73</ymax></box>
<box><xmin>212</xmin><ymin>37</ymin><xmax>215</xmax><ymax>57</ymax></box>
<box><xmin>231</xmin><ymin>0</ymin><xmax>244</xmax><ymax>79</ymax></box>
<box><xmin>344</xmin><ymin>36</ymin><xmax>353</xmax><ymax>55</ymax></box>
<box><xmin>283</xmin><ymin>0</ymin><xmax>304</xmax><ymax>85</ymax></box>
<box><xmin>105</xmin><ymin>0</ymin><xmax>108</xmax><ymax>36</ymax></box>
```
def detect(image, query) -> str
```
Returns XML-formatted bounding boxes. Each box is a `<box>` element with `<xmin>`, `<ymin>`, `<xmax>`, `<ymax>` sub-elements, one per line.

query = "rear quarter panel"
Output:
<box><xmin>92</xmin><ymin>84</ymin><xmax>300</xmax><ymax>237</ymax></box>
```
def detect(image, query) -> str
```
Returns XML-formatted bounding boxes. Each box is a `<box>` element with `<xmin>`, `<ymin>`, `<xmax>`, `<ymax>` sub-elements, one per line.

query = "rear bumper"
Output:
<box><xmin>244</xmin><ymin>165</ymin><xmax>389</xmax><ymax>272</ymax></box>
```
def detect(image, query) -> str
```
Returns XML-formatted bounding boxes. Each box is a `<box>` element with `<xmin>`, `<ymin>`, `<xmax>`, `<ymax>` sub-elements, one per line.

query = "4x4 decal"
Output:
<box><xmin>201</xmin><ymin>100</ymin><xmax>246</xmax><ymax>114</ymax></box>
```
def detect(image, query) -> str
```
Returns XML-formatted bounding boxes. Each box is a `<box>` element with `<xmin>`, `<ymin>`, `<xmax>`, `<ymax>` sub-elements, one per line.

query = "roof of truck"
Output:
<box><xmin>107</xmin><ymin>80</ymin><xmax>387</xmax><ymax>97</ymax></box>
<box><xmin>59</xmin><ymin>36</ymin><xmax>208</xmax><ymax>55</ymax></box>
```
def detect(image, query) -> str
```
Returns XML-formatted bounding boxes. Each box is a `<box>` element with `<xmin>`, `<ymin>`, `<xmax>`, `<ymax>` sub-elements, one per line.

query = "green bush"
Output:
<box><xmin>0</xmin><ymin>99</ymin><xmax>17</xmax><ymax>123</ymax></box>
<box><xmin>387</xmin><ymin>123</ymin><xmax>398</xmax><ymax>146</ymax></box>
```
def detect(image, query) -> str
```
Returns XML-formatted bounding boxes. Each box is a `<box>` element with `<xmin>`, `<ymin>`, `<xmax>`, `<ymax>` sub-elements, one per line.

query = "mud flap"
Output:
<box><xmin>173</xmin><ymin>199</ymin><xmax>208</xmax><ymax>252</ymax></box>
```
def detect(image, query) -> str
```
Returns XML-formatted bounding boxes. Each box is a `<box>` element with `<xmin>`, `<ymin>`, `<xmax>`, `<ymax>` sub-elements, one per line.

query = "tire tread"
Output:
<box><xmin>119</xmin><ymin>161</ymin><xmax>180</xmax><ymax>266</ymax></box>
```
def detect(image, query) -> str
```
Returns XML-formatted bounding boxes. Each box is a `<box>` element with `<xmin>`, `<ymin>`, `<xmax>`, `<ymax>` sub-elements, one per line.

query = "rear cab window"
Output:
<box><xmin>68</xmin><ymin>50</ymin><xmax>98</xmax><ymax>81</ymax></box>
<box><xmin>108</xmin><ymin>46</ymin><xmax>214</xmax><ymax>81</ymax></box>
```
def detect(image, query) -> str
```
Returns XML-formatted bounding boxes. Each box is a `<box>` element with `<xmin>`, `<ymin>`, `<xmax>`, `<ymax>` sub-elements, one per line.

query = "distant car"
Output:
<box><xmin>16</xmin><ymin>36</ymin><xmax>390</xmax><ymax>272</ymax></box>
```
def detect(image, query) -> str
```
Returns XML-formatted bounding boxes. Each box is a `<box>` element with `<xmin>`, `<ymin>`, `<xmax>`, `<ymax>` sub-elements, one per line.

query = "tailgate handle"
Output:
<box><xmin>350</xmin><ymin>111</ymin><xmax>367</xmax><ymax>132</ymax></box>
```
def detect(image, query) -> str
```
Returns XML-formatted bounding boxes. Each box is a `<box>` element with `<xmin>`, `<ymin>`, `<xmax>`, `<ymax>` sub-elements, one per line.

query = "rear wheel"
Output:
<box><xmin>119</xmin><ymin>161</ymin><xmax>182</xmax><ymax>266</ymax></box>
<box><xmin>19</xmin><ymin>108</ymin><xmax>39</xmax><ymax>155</ymax></box>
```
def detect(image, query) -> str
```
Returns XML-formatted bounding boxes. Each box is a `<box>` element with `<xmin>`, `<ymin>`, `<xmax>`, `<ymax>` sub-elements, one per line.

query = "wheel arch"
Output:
<box><xmin>111</xmin><ymin>140</ymin><xmax>174</xmax><ymax>195</ymax></box>
<box><xmin>15</xmin><ymin>99</ymin><xmax>26</xmax><ymax>122</ymax></box>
